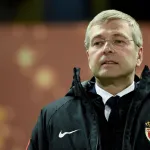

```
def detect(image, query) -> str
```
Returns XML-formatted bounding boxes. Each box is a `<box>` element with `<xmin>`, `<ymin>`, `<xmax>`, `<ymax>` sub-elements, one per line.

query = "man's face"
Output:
<box><xmin>87</xmin><ymin>19</ymin><xmax>143</xmax><ymax>80</ymax></box>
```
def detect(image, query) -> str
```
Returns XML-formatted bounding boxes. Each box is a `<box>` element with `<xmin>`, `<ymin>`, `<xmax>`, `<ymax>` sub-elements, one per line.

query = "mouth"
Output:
<box><xmin>101</xmin><ymin>61</ymin><xmax>118</xmax><ymax>65</ymax></box>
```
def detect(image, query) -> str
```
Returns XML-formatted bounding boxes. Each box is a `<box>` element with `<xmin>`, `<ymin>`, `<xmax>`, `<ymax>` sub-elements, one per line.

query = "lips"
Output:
<box><xmin>101</xmin><ymin>60</ymin><xmax>118</xmax><ymax>65</ymax></box>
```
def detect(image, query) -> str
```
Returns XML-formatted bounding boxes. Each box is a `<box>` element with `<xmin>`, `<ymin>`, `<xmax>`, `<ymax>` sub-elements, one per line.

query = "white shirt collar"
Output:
<box><xmin>95</xmin><ymin>81</ymin><xmax>135</xmax><ymax>105</ymax></box>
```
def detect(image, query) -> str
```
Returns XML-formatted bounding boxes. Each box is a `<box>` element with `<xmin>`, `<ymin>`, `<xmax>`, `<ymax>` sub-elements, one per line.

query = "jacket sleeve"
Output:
<box><xmin>26</xmin><ymin>110</ymin><xmax>49</xmax><ymax>150</ymax></box>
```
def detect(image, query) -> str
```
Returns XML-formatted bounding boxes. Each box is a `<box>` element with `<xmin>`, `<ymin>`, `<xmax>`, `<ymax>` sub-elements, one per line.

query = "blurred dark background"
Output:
<box><xmin>0</xmin><ymin>0</ymin><xmax>149</xmax><ymax>22</ymax></box>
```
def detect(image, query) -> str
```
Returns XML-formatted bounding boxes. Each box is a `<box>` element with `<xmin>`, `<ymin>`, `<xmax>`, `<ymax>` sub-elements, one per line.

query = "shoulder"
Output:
<box><xmin>44</xmin><ymin>96</ymin><xmax>73</xmax><ymax>113</ymax></box>
<box><xmin>40</xmin><ymin>96</ymin><xmax>76</xmax><ymax>125</ymax></box>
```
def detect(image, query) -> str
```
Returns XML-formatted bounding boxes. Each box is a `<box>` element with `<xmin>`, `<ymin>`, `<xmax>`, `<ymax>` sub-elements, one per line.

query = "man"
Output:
<box><xmin>27</xmin><ymin>10</ymin><xmax>150</xmax><ymax>150</ymax></box>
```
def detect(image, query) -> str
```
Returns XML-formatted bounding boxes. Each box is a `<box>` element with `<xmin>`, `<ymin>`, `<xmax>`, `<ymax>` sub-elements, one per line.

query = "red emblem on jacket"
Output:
<box><xmin>145</xmin><ymin>121</ymin><xmax>150</xmax><ymax>141</ymax></box>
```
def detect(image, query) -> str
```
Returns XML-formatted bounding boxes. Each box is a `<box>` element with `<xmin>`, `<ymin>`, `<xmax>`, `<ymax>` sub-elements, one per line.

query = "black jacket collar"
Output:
<box><xmin>67</xmin><ymin>65</ymin><xmax>150</xmax><ymax>98</ymax></box>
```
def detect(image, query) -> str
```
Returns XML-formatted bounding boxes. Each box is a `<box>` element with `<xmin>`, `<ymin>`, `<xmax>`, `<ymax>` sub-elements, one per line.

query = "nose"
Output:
<box><xmin>102</xmin><ymin>41</ymin><xmax>115</xmax><ymax>54</ymax></box>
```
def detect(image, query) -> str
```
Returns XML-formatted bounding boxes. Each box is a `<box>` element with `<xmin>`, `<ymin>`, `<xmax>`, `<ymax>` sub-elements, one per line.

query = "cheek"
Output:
<box><xmin>88</xmin><ymin>50</ymin><xmax>101</xmax><ymax>64</ymax></box>
<box><xmin>120</xmin><ymin>51</ymin><xmax>137</xmax><ymax>66</ymax></box>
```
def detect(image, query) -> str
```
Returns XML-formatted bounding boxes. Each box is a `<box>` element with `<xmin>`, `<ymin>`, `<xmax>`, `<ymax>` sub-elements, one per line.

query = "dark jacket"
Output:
<box><xmin>27</xmin><ymin>66</ymin><xmax>150</xmax><ymax>150</ymax></box>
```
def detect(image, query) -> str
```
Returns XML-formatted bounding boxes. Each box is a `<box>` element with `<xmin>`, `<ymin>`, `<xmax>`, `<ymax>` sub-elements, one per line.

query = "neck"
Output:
<box><xmin>95</xmin><ymin>75</ymin><xmax>134</xmax><ymax>95</ymax></box>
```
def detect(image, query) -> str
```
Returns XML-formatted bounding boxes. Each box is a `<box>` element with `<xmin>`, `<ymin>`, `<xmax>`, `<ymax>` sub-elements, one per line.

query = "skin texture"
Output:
<box><xmin>86</xmin><ymin>19</ymin><xmax>143</xmax><ymax>95</ymax></box>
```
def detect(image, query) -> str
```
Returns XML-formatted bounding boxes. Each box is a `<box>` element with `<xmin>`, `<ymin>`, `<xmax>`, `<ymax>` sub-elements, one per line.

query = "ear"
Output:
<box><xmin>86</xmin><ymin>50</ymin><xmax>89</xmax><ymax>60</ymax></box>
<box><xmin>86</xmin><ymin>50</ymin><xmax>91</xmax><ymax>69</ymax></box>
<box><xmin>136</xmin><ymin>46</ymin><xmax>143</xmax><ymax>67</ymax></box>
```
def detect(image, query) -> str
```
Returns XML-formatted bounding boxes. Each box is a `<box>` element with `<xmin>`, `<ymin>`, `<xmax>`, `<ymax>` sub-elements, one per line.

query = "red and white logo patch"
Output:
<box><xmin>145</xmin><ymin>128</ymin><xmax>150</xmax><ymax>141</ymax></box>
<box><xmin>145</xmin><ymin>121</ymin><xmax>150</xmax><ymax>142</ymax></box>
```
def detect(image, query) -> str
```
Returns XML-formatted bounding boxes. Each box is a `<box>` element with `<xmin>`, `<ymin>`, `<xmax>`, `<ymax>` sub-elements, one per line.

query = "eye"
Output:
<box><xmin>114</xmin><ymin>40</ymin><xmax>125</xmax><ymax>44</ymax></box>
<box><xmin>94</xmin><ymin>42</ymin><xmax>100</xmax><ymax>45</ymax></box>
<box><xmin>93</xmin><ymin>41</ymin><xmax>105</xmax><ymax>46</ymax></box>
<box><xmin>113</xmin><ymin>39</ymin><xmax>127</xmax><ymax>46</ymax></box>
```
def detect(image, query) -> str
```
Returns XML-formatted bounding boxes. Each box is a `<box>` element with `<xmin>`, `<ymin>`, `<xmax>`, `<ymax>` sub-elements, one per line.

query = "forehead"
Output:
<box><xmin>89</xmin><ymin>19</ymin><xmax>132</xmax><ymax>40</ymax></box>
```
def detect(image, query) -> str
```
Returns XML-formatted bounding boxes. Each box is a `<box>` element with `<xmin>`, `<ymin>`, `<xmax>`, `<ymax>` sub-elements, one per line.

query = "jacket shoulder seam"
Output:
<box><xmin>47</xmin><ymin>97</ymin><xmax>73</xmax><ymax>127</ymax></box>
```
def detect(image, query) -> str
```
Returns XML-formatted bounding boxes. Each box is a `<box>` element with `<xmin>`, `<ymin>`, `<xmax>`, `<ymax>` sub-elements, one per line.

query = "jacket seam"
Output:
<box><xmin>47</xmin><ymin>97</ymin><xmax>74</xmax><ymax>128</ymax></box>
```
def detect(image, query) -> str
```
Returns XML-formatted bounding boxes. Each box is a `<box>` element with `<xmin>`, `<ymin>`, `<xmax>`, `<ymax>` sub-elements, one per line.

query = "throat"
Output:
<box><xmin>95</xmin><ymin>78</ymin><xmax>134</xmax><ymax>95</ymax></box>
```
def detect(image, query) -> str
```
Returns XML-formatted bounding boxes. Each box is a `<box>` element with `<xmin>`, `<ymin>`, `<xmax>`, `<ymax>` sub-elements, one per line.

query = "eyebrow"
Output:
<box><xmin>91</xmin><ymin>33</ymin><xmax>130</xmax><ymax>43</ymax></box>
<box><xmin>112</xmin><ymin>33</ymin><xmax>129</xmax><ymax>39</ymax></box>
<box><xmin>91</xmin><ymin>34</ymin><xmax>104</xmax><ymax>43</ymax></box>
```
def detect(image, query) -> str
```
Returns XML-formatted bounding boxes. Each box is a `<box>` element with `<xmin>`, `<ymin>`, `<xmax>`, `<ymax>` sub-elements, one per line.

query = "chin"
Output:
<box><xmin>97</xmin><ymin>72</ymin><xmax>121</xmax><ymax>79</ymax></box>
